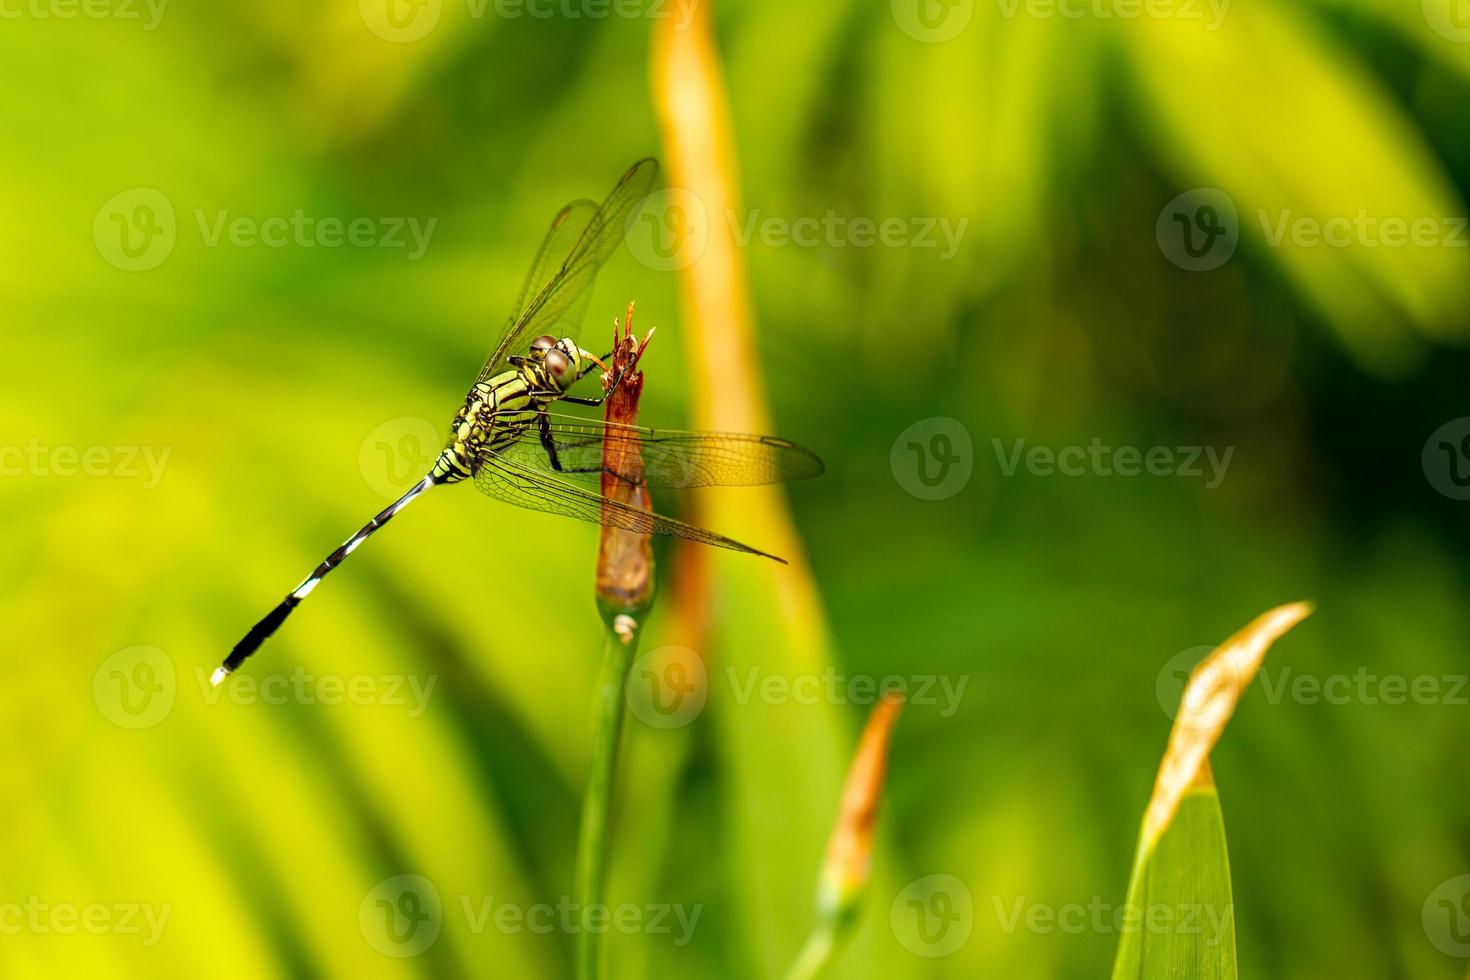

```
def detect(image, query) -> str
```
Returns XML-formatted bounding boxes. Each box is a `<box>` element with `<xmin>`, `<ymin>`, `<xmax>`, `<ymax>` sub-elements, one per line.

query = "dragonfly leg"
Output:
<box><xmin>536</xmin><ymin>412</ymin><xmax>626</xmax><ymax>479</ymax></box>
<box><xmin>537</xmin><ymin>412</ymin><xmax>567</xmax><ymax>469</ymax></box>
<box><xmin>560</xmin><ymin>352</ymin><xmax>627</xmax><ymax>407</ymax></box>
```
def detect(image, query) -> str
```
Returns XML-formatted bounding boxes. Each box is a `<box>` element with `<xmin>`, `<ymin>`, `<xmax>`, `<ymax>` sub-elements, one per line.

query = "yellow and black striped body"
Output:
<box><xmin>431</xmin><ymin>364</ymin><xmax>551</xmax><ymax>484</ymax></box>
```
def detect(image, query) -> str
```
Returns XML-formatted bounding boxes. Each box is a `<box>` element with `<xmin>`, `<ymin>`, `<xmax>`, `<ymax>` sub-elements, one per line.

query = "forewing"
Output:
<box><xmin>479</xmin><ymin>200</ymin><xmax>597</xmax><ymax>381</ymax></box>
<box><xmin>479</xmin><ymin>159</ymin><xmax>658</xmax><ymax>380</ymax></box>
<box><xmin>490</xmin><ymin>412</ymin><xmax>825</xmax><ymax>489</ymax></box>
<box><xmin>472</xmin><ymin>446</ymin><xmax>781</xmax><ymax>561</ymax></box>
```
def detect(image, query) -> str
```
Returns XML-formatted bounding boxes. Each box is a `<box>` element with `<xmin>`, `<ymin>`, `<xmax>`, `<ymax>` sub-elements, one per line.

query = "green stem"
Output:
<box><xmin>575</xmin><ymin>619</ymin><xmax>640</xmax><ymax>980</ymax></box>
<box><xmin>784</xmin><ymin>924</ymin><xmax>837</xmax><ymax>980</ymax></box>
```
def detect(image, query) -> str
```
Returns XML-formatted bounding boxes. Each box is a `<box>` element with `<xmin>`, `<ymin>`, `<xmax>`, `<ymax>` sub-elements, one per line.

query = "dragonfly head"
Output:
<box><xmin>530</xmin><ymin>334</ymin><xmax>603</xmax><ymax>392</ymax></box>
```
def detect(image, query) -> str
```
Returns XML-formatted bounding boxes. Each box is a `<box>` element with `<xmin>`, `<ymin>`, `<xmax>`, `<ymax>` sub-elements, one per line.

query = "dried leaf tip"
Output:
<box><xmin>1142</xmin><ymin>601</ymin><xmax>1313</xmax><ymax>847</ymax></box>
<box><xmin>817</xmin><ymin>695</ymin><xmax>904</xmax><ymax>919</ymax></box>
<box><xmin>595</xmin><ymin>304</ymin><xmax>656</xmax><ymax>623</ymax></box>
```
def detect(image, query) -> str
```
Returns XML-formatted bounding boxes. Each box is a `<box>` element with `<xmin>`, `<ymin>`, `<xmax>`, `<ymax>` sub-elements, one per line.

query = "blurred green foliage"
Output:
<box><xmin>3</xmin><ymin>1</ymin><xmax>1470</xmax><ymax>977</ymax></box>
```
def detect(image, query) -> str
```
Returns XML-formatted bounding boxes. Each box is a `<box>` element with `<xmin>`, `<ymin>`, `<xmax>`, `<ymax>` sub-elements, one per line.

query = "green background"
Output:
<box><xmin>3</xmin><ymin>0</ymin><xmax>1469</xmax><ymax>976</ymax></box>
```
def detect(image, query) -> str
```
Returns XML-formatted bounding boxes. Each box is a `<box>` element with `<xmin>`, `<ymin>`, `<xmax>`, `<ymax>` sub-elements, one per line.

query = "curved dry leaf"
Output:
<box><xmin>1142</xmin><ymin>601</ymin><xmax>1313</xmax><ymax>847</ymax></box>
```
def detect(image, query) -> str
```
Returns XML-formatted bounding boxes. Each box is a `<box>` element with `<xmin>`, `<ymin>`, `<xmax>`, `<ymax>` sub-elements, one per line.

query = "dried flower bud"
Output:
<box><xmin>595</xmin><ymin>303</ymin><xmax>656</xmax><ymax>623</ymax></box>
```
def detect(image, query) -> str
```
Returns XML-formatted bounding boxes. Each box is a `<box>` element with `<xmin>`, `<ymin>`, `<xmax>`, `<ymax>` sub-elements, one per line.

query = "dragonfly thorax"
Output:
<box><xmin>430</xmin><ymin>365</ymin><xmax>557</xmax><ymax>484</ymax></box>
<box><xmin>431</xmin><ymin>338</ymin><xmax>604</xmax><ymax>483</ymax></box>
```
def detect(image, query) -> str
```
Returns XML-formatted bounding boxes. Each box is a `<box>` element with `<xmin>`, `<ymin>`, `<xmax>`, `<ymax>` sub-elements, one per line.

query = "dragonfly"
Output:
<box><xmin>213</xmin><ymin>159</ymin><xmax>824</xmax><ymax>685</ymax></box>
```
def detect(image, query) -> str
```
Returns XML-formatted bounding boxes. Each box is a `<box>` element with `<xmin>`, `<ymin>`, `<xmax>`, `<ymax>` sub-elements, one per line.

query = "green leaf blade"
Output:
<box><xmin>1112</xmin><ymin>786</ymin><xmax>1238</xmax><ymax>980</ymax></box>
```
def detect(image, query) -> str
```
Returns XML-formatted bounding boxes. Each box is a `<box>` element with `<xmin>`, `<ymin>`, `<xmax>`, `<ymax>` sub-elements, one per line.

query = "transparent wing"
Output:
<box><xmin>473</xmin><ymin>447</ymin><xmax>782</xmax><ymax>561</ymax></box>
<box><xmin>477</xmin><ymin>199</ymin><xmax>596</xmax><ymax>383</ymax></box>
<box><xmin>501</xmin><ymin>201</ymin><xmax>597</xmax><ymax>335</ymax></box>
<box><xmin>487</xmin><ymin>411</ymin><xmax>825</xmax><ymax>489</ymax></box>
<box><xmin>478</xmin><ymin>159</ymin><xmax>659</xmax><ymax>382</ymax></box>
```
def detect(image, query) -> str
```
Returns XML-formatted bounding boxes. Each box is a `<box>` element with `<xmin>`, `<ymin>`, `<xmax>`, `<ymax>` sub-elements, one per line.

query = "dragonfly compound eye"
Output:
<box><xmin>530</xmin><ymin>335</ymin><xmax>557</xmax><ymax>352</ymax></box>
<box><xmin>545</xmin><ymin>348</ymin><xmax>572</xmax><ymax>381</ymax></box>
